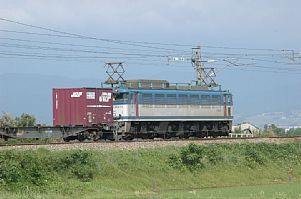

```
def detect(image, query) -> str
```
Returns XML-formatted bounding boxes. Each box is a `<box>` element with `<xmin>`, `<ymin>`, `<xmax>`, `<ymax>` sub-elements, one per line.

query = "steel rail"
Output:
<box><xmin>0</xmin><ymin>136</ymin><xmax>300</xmax><ymax>148</ymax></box>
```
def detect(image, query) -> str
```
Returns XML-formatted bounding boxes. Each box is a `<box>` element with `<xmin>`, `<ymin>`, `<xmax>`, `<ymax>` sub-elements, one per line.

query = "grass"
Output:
<box><xmin>0</xmin><ymin>138</ymin><xmax>64</xmax><ymax>144</ymax></box>
<box><xmin>0</xmin><ymin>142</ymin><xmax>301</xmax><ymax>198</ymax></box>
<box><xmin>0</xmin><ymin>181</ymin><xmax>300</xmax><ymax>198</ymax></box>
<box><xmin>157</xmin><ymin>182</ymin><xmax>301</xmax><ymax>199</ymax></box>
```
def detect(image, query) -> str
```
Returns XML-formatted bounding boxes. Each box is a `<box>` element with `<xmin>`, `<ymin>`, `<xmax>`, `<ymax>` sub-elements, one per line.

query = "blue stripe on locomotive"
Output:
<box><xmin>113</xmin><ymin>88</ymin><xmax>233</xmax><ymax>106</ymax></box>
<box><xmin>118</xmin><ymin>115</ymin><xmax>234</xmax><ymax>120</ymax></box>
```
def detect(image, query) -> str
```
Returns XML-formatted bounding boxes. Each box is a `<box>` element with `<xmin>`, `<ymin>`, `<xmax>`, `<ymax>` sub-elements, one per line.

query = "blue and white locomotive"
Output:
<box><xmin>113</xmin><ymin>80</ymin><xmax>233</xmax><ymax>138</ymax></box>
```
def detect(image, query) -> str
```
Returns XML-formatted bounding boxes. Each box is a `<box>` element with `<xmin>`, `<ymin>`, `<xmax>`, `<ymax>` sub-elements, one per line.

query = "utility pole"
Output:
<box><xmin>191</xmin><ymin>46</ymin><xmax>217</xmax><ymax>87</ymax></box>
<box><xmin>191</xmin><ymin>46</ymin><xmax>204</xmax><ymax>86</ymax></box>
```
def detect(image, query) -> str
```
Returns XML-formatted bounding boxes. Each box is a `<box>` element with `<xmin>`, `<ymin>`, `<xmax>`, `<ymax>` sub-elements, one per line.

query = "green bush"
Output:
<box><xmin>204</xmin><ymin>145</ymin><xmax>223</xmax><ymax>165</ymax></box>
<box><xmin>244</xmin><ymin>145</ymin><xmax>266</xmax><ymax>168</ymax></box>
<box><xmin>180</xmin><ymin>144</ymin><xmax>205</xmax><ymax>170</ymax></box>
<box><xmin>0</xmin><ymin>150</ymin><xmax>46</xmax><ymax>186</ymax></box>
<box><xmin>59</xmin><ymin>151</ymin><xmax>96</xmax><ymax>181</ymax></box>
<box><xmin>168</xmin><ymin>142</ymin><xmax>301</xmax><ymax>171</ymax></box>
<box><xmin>0</xmin><ymin>150</ymin><xmax>97</xmax><ymax>190</ymax></box>
<box><xmin>167</xmin><ymin>153</ymin><xmax>183</xmax><ymax>169</ymax></box>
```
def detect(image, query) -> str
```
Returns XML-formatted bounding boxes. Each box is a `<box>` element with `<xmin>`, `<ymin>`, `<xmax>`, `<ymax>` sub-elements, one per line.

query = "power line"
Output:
<box><xmin>2</xmin><ymin>17</ymin><xmax>298</xmax><ymax>53</ymax></box>
<box><xmin>214</xmin><ymin>65</ymin><xmax>301</xmax><ymax>74</ymax></box>
<box><xmin>231</xmin><ymin>57</ymin><xmax>301</xmax><ymax>66</ymax></box>
<box><xmin>0</xmin><ymin>37</ymin><xmax>190</xmax><ymax>54</ymax></box>
<box><xmin>0</xmin><ymin>17</ymin><xmax>192</xmax><ymax>47</ymax></box>
<box><xmin>2</xmin><ymin>50</ymin><xmax>301</xmax><ymax>74</ymax></box>
<box><xmin>0</xmin><ymin>52</ymin><xmax>172</xmax><ymax>66</ymax></box>
<box><xmin>0</xmin><ymin>51</ymin><xmax>157</xmax><ymax>60</ymax></box>
<box><xmin>3</xmin><ymin>42</ymin><xmax>298</xmax><ymax>73</ymax></box>
<box><xmin>203</xmin><ymin>51</ymin><xmax>289</xmax><ymax>57</ymax></box>
<box><xmin>0</xmin><ymin>42</ymin><xmax>169</xmax><ymax>58</ymax></box>
<box><xmin>1</xmin><ymin>17</ymin><xmax>301</xmax><ymax>76</ymax></box>
<box><xmin>0</xmin><ymin>49</ymin><xmax>169</xmax><ymax>63</ymax></box>
<box><xmin>0</xmin><ymin>17</ymin><xmax>193</xmax><ymax>52</ymax></box>
<box><xmin>0</xmin><ymin>29</ymin><xmax>191</xmax><ymax>53</ymax></box>
<box><xmin>201</xmin><ymin>44</ymin><xmax>294</xmax><ymax>52</ymax></box>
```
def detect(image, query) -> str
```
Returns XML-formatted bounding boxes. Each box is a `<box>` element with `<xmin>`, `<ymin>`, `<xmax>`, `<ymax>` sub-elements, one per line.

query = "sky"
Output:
<box><xmin>0</xmin><ymin>0</ymin><xmax>301</xmax><ymax>124</ymax></box>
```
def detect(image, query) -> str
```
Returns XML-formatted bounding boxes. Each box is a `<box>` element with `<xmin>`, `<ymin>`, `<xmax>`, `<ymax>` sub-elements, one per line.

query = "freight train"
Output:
<box><xmin>0</xmin><ymin>79</ymin><xmax>233</xmax><ymax>141</ymax></box>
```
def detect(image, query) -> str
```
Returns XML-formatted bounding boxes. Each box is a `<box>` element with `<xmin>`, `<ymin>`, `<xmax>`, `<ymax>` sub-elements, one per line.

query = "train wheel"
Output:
<box><xmin>77</xmin><ymin>134</ymin><xmax>85</xmax><ymax>142</ymax></box>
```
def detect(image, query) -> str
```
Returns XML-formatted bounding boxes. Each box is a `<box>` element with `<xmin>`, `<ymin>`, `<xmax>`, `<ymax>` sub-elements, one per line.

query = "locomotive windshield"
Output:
<box><xmin>226</xmin><ymin>94</ymin><xmax>233</xmax><ymax>105</ymax></box>
<box><xmin>114</xmin><ymin>92</ymin><xmax>129</xmax><ymax>102</ymax></box>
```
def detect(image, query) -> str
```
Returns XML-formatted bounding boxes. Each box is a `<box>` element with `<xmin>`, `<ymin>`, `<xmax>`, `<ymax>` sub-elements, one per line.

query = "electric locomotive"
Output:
<box><xmin>113</xmin><ymin>79</ymin><xmax>233</xmax><ymax>139</ymax></box>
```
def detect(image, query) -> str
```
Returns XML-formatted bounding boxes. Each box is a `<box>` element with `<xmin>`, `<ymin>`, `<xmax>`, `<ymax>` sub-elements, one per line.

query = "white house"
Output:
<box><xmin>232</xmin><ymin>122</ymin><xmax>260</xmax><ymax>134</ymax></box>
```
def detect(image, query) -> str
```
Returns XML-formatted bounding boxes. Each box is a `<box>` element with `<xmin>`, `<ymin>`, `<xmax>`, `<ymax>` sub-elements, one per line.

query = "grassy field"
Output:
<box><xmin>156</xmin><ymin>182</ymin><xmax>301</xmax><ymax>199</ymax></box>
<box><xmin>1</xmin><ymin>182</ymin><xmax>301</xmax><ymax>199</ymax></box>
<box><xmin>0</xmin><ymin>142</ymin><xmax>301</xmax><ymax>198</ymax></box>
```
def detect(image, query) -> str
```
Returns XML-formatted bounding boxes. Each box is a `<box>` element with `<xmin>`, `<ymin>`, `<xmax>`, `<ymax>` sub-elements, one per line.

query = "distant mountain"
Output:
<box><xmin>235</xmin><ymin>110</ymin><xmax>301</xmax><ymax>128</ymax></box>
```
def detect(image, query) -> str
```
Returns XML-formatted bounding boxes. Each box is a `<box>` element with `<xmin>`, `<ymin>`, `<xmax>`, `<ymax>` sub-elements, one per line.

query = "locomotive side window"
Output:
<box><xmin>166</xmin><ymin>94</ymin><xmax>177</xmax><ymax>105</ymax></box>
<box><xmin>142</xmin><ymin>94</ymin><xmax>153</xmax><ymax>104</ymax></box>
<box><xmin>212</xmin><ymin>95</ymin><xmax>222</xmax><ymax>105</ymax></box>
<box><xmin>154</xmin><ymin>94</ymin><xmax>165</xmax><ymax>104</ymax></box>
<box><xmin>201</xmin><ymin>95</ymin><xmax>210</xmax><ymax>105</ymax></box>
<box><xmin>178</xmin><ymin>94</ymin><xmax>189</xmax><ymax>105</ymax></box>
<box><xmin>190</xmin><ymin>95</ymin><xmax>200</xmax><ymax>105</ymax></box>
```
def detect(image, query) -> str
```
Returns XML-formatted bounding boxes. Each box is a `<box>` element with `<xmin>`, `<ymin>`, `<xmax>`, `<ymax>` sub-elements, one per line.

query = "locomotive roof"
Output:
<box><xmin>115</xmin><ymin>87</ymin><xmax>231</xmax><ymax>95</ymax></box>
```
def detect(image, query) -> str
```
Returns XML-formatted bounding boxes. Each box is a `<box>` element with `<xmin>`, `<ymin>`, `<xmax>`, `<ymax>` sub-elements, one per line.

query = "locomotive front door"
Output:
<box><xmin>129</xmin><ymin>92</ymin><xmax>139</xmax><ymax>118</ymax></box>
<box><xmin>223</xmin><ymin>94</ymin><xmax>232</xmax><ymax>117</ymax></box>
<box><xmin>223</xmin><ymin>94</ymin><xmax>228</xmax><ymax>117</ymax></box>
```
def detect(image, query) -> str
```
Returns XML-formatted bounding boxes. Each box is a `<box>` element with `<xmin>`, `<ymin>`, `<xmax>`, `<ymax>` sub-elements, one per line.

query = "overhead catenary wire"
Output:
<box><xmin>0</xmin><ymin>42</ymin><xmax>170</xmax><ymax>58</ymax></box>
<box><xmin>0</xmin><ymin>50</ymin><xmax>169</xmax><ymax>63</ymax></box>
<box><xmin>214</xmin><ymin>65</ymin><xmax>301</xmax><ymax>74</ymax></box>
<box><xmin>1</xmin><ymin>17</ymin><xmax>299</xmax><ymax>53</ymax></box>
<box><xmin>0</xmin><ymin>37</ymin><xmax>191</xmax><ymax>54</ymax></box>
<box><xmin>3</xmin><ymin>48</ymin><xmax>296</xmax><ymax>73</ymax></box>
<box><xmin>0</xmin><ymin>29</ymin><xmax>190</xmax><ymax>53</ymax></box>
<box><xmin>201</xmin><ymin>44</ymin><xmax>294</xmax><ymax>52</ymax></box>
<box><xmin>1</xmin><ymin>41</ymin><xmax>300</xmax><ymax>73</ymax></box>
<box><xmin>0</xmin><ymin>17</ymin><xmax>301</xmax><ymax>74</ymax></box>
<box><xmin>0</xmin><ymin>17</ymin><xmax>193</xmax><ymax>47</ymax></box>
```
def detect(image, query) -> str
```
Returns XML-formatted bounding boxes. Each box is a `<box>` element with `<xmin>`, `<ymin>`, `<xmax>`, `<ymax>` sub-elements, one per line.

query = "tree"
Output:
<box><xmin>15</xmin><ymin>113</ymin><xmax>36</xmax><ymax>127</ymax></box>
<box><xmin>0</xmin><ymin>112</ymin><xmax>16</xmax><ymax>126</ymax></box>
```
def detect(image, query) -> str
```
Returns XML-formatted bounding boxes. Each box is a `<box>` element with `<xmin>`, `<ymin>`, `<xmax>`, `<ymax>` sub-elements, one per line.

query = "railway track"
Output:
<box><xmin>0</xmin><ymin>136</ymin><xmax>300</xmax><ymax>150</ymax></box>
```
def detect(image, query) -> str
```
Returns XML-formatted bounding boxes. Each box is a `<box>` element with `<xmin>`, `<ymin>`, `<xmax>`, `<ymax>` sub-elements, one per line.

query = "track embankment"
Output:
<box><xmin>0</xmin><ymin>136</ymin><xmax>300</xmax><ymax>151</ymax></box>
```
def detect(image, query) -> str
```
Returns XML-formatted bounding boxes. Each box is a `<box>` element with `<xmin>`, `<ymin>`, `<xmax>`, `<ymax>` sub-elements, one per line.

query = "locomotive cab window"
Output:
<box><xmin>227</xmin><ymin>95</ymin><xmax>233</xmax><ymax>106</ymax></box>
<box><xmin>114</xmin><ymin>93</ymin><xmax>128</xmax><ymax>102</ymax></box>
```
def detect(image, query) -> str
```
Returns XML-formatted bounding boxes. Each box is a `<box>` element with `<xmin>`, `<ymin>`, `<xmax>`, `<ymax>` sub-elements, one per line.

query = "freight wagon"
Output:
<box><xmin>0</xmin><ymin>80</ymin><xmax>233</xmax><ymax>141</ymax></box>
<box><xmin>53</xmin><ymin>88</ymin><xmax>113</xmax><ymax>126</ymax></box>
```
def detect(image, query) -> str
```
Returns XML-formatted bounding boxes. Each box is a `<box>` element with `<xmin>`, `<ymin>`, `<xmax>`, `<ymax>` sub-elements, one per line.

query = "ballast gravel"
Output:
<box><xmin>0</xmin><ymin>137</ymin><xmax>300</xmax><ymax>151</ymax></box>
